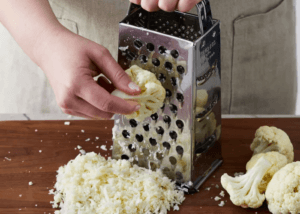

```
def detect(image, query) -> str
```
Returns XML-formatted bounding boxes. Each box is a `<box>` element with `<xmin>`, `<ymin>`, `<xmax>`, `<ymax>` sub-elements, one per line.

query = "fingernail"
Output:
<box><xmin>128</xmin><ymin>82</ymin><xmax>140</xmax><ymax>91</ymax></box>
<box><xmin>135</xmin><ymin>105</ymin><xmax>141</xmax><ymax>111</ymax></box>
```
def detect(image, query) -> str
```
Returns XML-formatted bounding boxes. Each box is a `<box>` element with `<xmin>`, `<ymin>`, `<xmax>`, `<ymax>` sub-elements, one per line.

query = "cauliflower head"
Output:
<box><xmin>246</xmin><ymin>152</ymin><xmax>288</xmax><ymax>193</ymax></box>
<box><xmin>112</xmin><ymin>65</ymin><xmax>166</xmax><ymax>122</ymax></box>
<box><xmin>196</xmin><ymin>89</ymin><xmax>208</xmax><ymax>108</ymax></box>
<box><xmin>265</xmin><ymin>162</ymin><xmax>300</xmax><ymax>214</ymax></box>
<box><xmin>221</xmin><ymin>157</ymin><xmax>272</xmax><ymax>208</ymax></box>
<box><xmin>250</xmin><ymin>126</ymin><xmax>294</xmax><ymax>163</ymax></box>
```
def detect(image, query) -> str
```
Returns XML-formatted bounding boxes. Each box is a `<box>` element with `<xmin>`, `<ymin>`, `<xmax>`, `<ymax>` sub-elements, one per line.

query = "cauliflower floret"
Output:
<box><xmin>250</xmin><ymin>126</ymin><xmax>294</xmax><ymax>163</ymax></box>
<box><xmin>265</xmin><ymin>162</ymin><xmax>300</xmax><ymax>214</ymax></box>
<box><xmin>196</xmin><ymin>89</ymin><xmax>208</xmax><ymax>108</ymax></box>
<box><xmin>111</xmin><ymin>65</ymin><xmax>166</xmax><ymax>121</ymax></box>
<box><xmin>221</xmin><ymin>157</ymin><xmax>272</xmax><ymax>208</ymax></box>
<box><xmin>246</xmin><ymin>152</ymin><xmax>288</xmax><ymax>193</ymax></box>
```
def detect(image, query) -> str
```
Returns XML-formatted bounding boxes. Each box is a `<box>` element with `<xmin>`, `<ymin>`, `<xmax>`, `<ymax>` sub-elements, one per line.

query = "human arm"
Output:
<box><xmin>0</xmin><ymin>0</ymin><xmax>141</xmax><ymax>119</ymax></box>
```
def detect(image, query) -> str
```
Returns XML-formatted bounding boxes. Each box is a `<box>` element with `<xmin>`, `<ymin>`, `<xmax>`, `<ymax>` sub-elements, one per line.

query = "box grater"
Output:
<box><xmin>112</xmin><ymin>0</ymin><xmax>222</xmax><ymax>193</ymax></box>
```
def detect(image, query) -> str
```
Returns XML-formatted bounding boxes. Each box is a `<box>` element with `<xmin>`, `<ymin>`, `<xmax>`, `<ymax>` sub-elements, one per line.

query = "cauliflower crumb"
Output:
<box><xmin>28</xmin><ymin>181</ymin><xmax>33</xmax><ymax>186</ymax></box>
<box><xmin>77</xmin><ymin>145</ymin><xmax>82</xmax><ymax>149</ymax></box>
<box><xmin>4</xmin><ymin>157</ymin><xmax>11</xmax><ymax>161</ymax></box>
<box><xmin>205</xmin><ymin>187</ymin><xmax>211</xmax><ymax>191</ymax></box>
<box><xmin>95</xmin><ymin>137</ymin><xmax>99</xmax><ymax>140</ymax></box>
<box><xmin>218</xmin><ymin>201</ymin><xmax>225</xmax><ymax>207</ymax></box>
<box><xmin>85</xmin><ymin>138</ymin><xmax>90</xmax><ymax>142</ymax></box>
<box><xmin>79</xmin><ymin>150</ymin><xmax>86</xmax><ymax>155</ymax></box>
<box><xmin>50</xmin><ymin>152</ymin><xmax>185</xmax><ymax>214</ymax></box>
<box><xmin>220</xmin><ymin>191</ymin><xmax>225</xmax><ymax>197</ymax></box>
<box><xmin>81</xmin><ymin>130</ymin><xmax>85</xmax><ymax>133</ymax></box>
<box><xmin>39</xmin><ymin>150</ymin><xmax>42</xmax><ymax>153</ymax></box>
<box><xmin>64</xmin><ymin>122</ymin><xmax>70</xmax><ymax>125</ymax></box>
<box><xmin>35</xmin><ymin>129</ymin><xmax>38</xmax><ymax>132</ymax></box>
<box><xmin>214</xmin><ymin>196</ymin><xmax>221</xmax><ymax>201</ymax></box>
<box><xmin>215</xmin><ymin>184</ymin><xmax>219</xmax><ymax>189</ymax></box>
<box><xmin>234</xmin><ymin>172</ymin><xmax>244</xmax><ymax>177</ymax></box>
<box><xmin>109</xmin><ymin>145</ymin><xmax>113</xmax><ymax>150</ymax></box>
<box><xmin>173</xmin><ymin>204</ymin><xmax>179</xmax><ymax>211</ymax></box>
<box><xmin>19</xmin><ymin>194</ymin><xmax>22</xmax><ymax>197</ymax></box>
<box><xmin>100</xmin><ymin>145</ymin><xmax>107</xmax><ymax>151</ymax></box>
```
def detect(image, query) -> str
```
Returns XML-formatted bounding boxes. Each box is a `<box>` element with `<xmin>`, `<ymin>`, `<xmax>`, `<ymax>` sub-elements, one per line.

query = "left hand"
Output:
<box><xmin>129</xmin><ymin>0</ymin><xmax>202</xmax><ymax>12</ymax></box>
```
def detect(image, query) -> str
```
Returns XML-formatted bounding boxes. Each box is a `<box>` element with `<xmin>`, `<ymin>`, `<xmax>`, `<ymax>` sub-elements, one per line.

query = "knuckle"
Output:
<box><xmin>56</xmin><ymin>91</ymin><xmax>74</xmax><ymax>110</ymax></box>
<box><xmin>61</xmin><ymin>108</ymin><xmax>73</xmax><ymax>115</ymax></box>
<box><xmin>95</xmin><ymin>46</ymin><xmax>110</xmax><ymax>58</ymax></box>
<box><xmin>159</xmin><ymin>2</ymin><xmax>174</xmax><ymax>12</ymax></box>
<box><xmin>112</xmin><ymin>70</ymin><xmax>128</xmax><ymax>82</ymax></box>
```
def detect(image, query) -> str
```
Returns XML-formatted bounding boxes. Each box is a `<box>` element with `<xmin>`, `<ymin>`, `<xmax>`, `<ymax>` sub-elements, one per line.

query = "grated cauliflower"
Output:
<box><xmin>250</xmin><ymin>126</ymin><xmax>294</xmax><ymax>163</ymax></box>
<box><xmin>112</xmin><ymin>65</ymin><xmax>166</xmax><ymax>122</ymax></box>
<box><xmin>246</xmin><ymin>152</ymin><xmax>288</xmax><ymax>193</ymax></box>
<box><xmin>50</xmin><ymin>152</ymin><xmax>185</xmax><ymax>214</ymax></box>
<box><xmin>265</xmin><ymin>162</ymin><xmax>300</xmax><ymax>214</ymax></box>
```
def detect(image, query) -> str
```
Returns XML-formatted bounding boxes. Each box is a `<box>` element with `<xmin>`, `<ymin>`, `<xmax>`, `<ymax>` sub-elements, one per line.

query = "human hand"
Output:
<box><xmin>129</xmin><ymin>0</ymin><xmax>202</xmax><ymax>12</ymax></box>
<box><xmin>35</xmin><ymin>28</ymin><xmax>141</xmax><ymax>119</ymax></box>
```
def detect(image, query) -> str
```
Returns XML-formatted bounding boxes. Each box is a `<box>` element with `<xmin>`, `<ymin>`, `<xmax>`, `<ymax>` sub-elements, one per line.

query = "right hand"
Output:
<box><xmin>35</xmin><ymin>27</ymin><xmax>141</xmax><ymax>120</ymax></box>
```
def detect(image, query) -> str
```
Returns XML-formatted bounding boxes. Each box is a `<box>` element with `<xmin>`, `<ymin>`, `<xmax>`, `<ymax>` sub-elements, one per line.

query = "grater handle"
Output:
<box><xmin>127</xmin><ymin>0</ymin><xmax>213</xmax><ymax>34</ymax></box>
<box><xmin>196</xmin><ymin>0</ymin><xmax>213</xmax><ymax>35</ymax></box>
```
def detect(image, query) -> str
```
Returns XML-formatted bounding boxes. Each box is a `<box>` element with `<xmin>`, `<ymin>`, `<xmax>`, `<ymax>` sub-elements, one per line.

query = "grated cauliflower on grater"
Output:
<box><xmin>112</xmin><ymin>65</ymin><xmax>166</xmax><ymax>122</ymax></box>
<box><xmin>50</xmin><ymin>152</ymin><xmax>185</xmax><ymax>214</ymax></box>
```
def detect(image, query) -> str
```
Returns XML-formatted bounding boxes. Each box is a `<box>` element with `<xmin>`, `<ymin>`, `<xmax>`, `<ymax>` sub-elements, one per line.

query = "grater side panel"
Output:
<box><xmin>113</xmin><ymin>24</ymin><xmax>195</xmax><ymax>183</ymax></box>
<box><xmin>192</xmin><ymin>21</ymin><xmax>222</xmax><ymax>185</ymax></box>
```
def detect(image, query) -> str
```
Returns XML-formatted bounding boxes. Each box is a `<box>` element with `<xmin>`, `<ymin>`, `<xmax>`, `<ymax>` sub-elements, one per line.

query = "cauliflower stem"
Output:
<box><xmin>221</xmin><ymin>157</ymin><xmax>272</xmax><ymax>208</ymax></box>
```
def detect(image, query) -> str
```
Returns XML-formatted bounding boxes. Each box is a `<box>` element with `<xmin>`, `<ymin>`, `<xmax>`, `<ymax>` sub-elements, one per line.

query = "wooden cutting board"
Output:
<box><xmin>0</xmin><ymin>118</ymin><xmax>299</xmax><ymax>214</ymax></box>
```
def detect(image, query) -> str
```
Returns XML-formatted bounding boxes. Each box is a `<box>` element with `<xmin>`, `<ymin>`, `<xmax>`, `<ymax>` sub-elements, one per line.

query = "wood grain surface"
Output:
<box><xmin>0</xmin><ymin>118</ymin><xmax>299</xmax><ymax>214</ymax></box>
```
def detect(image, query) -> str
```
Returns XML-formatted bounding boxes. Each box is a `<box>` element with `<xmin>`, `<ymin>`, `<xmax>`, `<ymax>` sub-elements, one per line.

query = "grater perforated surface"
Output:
<box><xmin>112</xmin><ymin>1</ymin><xmax>222</xmax><ymax>191</ymax></box>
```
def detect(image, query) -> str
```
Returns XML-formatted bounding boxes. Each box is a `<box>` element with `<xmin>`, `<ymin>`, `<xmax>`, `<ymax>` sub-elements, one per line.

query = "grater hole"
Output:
<box><xmin>176</xmin><ymin>172</ymin><xmax>184</xmax><ymax>180</ymax></box>
<box><xmin>156</xmin><ymin>152</ymin><xmax>164</xmax><ymax>160</ymax></box>
<box><xmin>163</xmin><ymin>167</ymin><xmax>170</xmax><ymax>174</ymax></box>
<box><xmin>143</xmin><ymin>123</ymin><xmax>150</xmax><ymax>132</ymax></box>
<box><xmin>163</xmin><ymin>142</ymin><xmax>171</xmax><ymax>150</ymax></box>
<box><xmin>139</xmin><ymin>55</ymin><xmax>148</xmax><ymax>64</ymax></box>
<box><xmin>125</xmin><ymin>50</ymin><xmax>136</xmax><ymax>61</ymax></box>
<box><xmin>166</xmin><ymin>89</ymin><xmax>172</xmax><ymax>98</ymax></box>
<box><xmin>146</xmin><ymin>43</ymin><xmax>155</xmax><ymax>52</ymax></box>
<box><xmin>176</xmin><ymin>120</ymin><xmax>184</xmax><ymax>129</ymax></box>
<box><xmin>176</xmin><ymin>93</ymin><xmax>184</xmax><ymax>103</ymax></box>
<box><xmin>122</xmin><ymin>130</ymin><xmax>130</xmax><ymax>139</ymax></box>
<box><xmin>169</xmin><ymin>156</ymin><xmax>177</xmax><ymax>165</ymax></box>
<box><xmin>128</xmin><ymin>144</ymin><xmax>136</xmax><ymax>153</ymax></box>
<box><xmin>171</xmin><ymin>77</ymin><xmax>177</xmax><ymax>86</ymax></box>
<box><xmin>151</xmin><ymin>113</ymin><xmax>158</xmax><ymax>121</ymax></box>
<box><xmin>181</xmin><ymin>25</ymin><xmax>186</xmax><ymax>31</ymax></box>
<box><xmin>150</xmin><ymin>162</ymin><xmax>158</xmax><ymax>171</ymax></box>
<box><xmin>176</xmin><ymin>146</ymin><xmax>184</xmax><ymax>156</ymax></box>
<box><xmin>177</xmin><ymin>65</ymin><xmax>185</xmax><ymax>75</ymax></box>
<box><xmin>164</xmin><ymin>62</ymin><xmax>173</xmax><ymax>71</ymax></box>
<box><xmin>171</xmin><ymin>50</ymin><xmax>179</xmax><ymax>59</ymax></box>
<box><xmin>152</xmin><ymin>58</ymin><xmax>160</xmax><ymax>67</ymax></box>
<box><xmin>169</xmin><ymin>131</ymin><xmax>178</xmax><ymax>141</ymax></box>
<box><xmin>135</xmin><ymin>134</ymin><xmax>144</xmax><ymax>142</ymax></box>
<box><xmin>161</xmin><ymin>103</ymin><xmax>165</xmax><ymax>110</ymax></box>
<box><xmin>133</xmin><ymin>39</ymin><xmax>143</xmax><ymax>49</ymax></box>
<box><xmin>121</xmin><ymin>154</ymin><xmax>129</xmax><ymax>160</ymax></box>
<box><xmin>158</xmin><ymin>73</ymin><xmax>166</xmax><ymax>83</ymax></box>
<box><xmin>149</xmin><ymin>138</ymin><xmax>157</xmax><ymax>146</ymax></box>
<box><xmin>163</xmin><ymin>115</ymin><xmax>171</xmax><ymax>124</ymax></box>
<box><xmin>129</xmin><ymin>119</ymin><xmax>138</xmax><ymax>128</ymax></box>
<box><xmin>156</xmin><ymin>126</ymin><xmax>165</xmax><ymax>135</ymax></box>
<box><xmin>158</xmin><ymin>46</ymin><xmax>167</xmax><ymax>54</ymax></box>
<box><xmin>169</xmin><ymin>104</ymin><xmax>178</xmax><ymax>114</ymax></box>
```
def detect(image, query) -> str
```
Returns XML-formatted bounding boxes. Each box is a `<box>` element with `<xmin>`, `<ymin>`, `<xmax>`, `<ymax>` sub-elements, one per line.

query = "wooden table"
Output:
<box><xmin>0</xmin><ymin>118</ymin><xmax>299</xmax><ymax>214</ymax></box>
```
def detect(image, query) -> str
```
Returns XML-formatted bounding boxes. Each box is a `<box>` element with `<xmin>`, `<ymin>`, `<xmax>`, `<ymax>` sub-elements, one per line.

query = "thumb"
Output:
<box><xmin>88</xmin><ymin>45</ymin><xmax>141</xmax><ymax>95</ymax></box>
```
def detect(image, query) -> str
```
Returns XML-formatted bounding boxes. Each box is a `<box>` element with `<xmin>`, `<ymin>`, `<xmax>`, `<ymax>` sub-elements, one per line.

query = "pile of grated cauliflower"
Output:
<box><xmin>50</xmin><ymin>152</ymin><xmax>185</xmax><ymax>214</ymax></box>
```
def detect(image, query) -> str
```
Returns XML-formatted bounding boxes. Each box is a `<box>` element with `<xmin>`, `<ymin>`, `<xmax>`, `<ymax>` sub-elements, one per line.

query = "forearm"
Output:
<box><xmin>0</xmin><ymin>0</ymin><xmax>65</xmax><ymax>65</ymax></box>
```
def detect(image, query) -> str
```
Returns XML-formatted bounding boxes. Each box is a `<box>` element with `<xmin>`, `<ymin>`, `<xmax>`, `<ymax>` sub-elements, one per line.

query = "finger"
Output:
<box><xmin>88</xmin><ymin>46</ymin><xmax>141</xmax><ymax>95</ymax></box>
<box><xmin>97</xmin><ymin>75</ymin><xmax>115</xmax><ymax>94</ymax></box>
<box><xmin>129</xmin><ymin>0</ymin><xmax>141</xmax><ymax>4</ymax></box>
<box><xmin>141</xmin><ymin>0</ymin><xmax>159</xmax><ymax>12</ymax></box>
<box><xmin>177</xmin><ymin>0</ymin><xmax>201</xmax><ymax>12</ymax></box>
<box><xmin>158</xmin><ymin>0</ymin><xmax>178</xmax><ymax>12</ymax></box>
<box><xmin>77</xmin><ymin>76</ymin><xmax>140</xmax><ymax>115</ymax></box>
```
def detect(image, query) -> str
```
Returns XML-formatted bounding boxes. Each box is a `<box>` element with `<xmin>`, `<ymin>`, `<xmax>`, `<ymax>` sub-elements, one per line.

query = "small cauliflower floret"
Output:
<box><xmin>250</xmin><ymin>126</ymin><xmax>294</xmax><ymax>163</ymax></box>
<box><xmin>221</xmin><ymin>157</ymin><xmax>272</xmax><ymax>208</ymax></box>
<box><xmin>196</xmin><ymin>89</ymin><xmax>208</xmax><ymax>108</ymax></box>
<box><xmin>112</xmin><ymin>65</ymin><xmax>166</xmax><ymax>122</ymax></box>
<box><xmin>265</xmin><ymin>162</ymin><xmax>300</xmax><ymax>214</ymax></box>
<box><xmin>246</xmin><ymin>152</ymin><xmax>288</xmax><ymax>193</ymax></box>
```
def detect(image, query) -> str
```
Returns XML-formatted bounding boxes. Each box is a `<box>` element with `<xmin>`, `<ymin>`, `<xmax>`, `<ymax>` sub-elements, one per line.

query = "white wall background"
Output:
<box><xmin>296</xmin><ymin>1</ymin><xmax>300</xmax><ymax>114</ymax></box>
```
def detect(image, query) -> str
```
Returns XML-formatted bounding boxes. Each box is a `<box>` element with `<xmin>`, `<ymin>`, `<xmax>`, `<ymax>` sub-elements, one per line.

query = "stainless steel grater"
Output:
<box><xmin>112</xmin><ymin>0</ymin><xmax>222</xmax><ymax>193</ymax></box>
